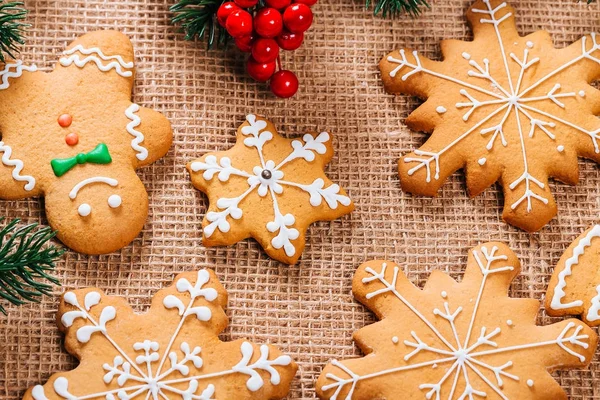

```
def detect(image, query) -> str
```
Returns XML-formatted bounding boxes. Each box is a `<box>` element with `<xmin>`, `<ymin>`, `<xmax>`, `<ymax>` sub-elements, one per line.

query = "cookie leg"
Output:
<box><xmin>44</xmin><ymin>169</ymin><xmax>149</xmax><ymax>254</ymax></box>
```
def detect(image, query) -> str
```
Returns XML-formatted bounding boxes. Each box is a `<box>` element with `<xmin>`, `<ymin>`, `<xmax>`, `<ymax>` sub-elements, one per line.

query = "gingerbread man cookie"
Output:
<box><xmin>0</xmin><ymin>31</ymin><xmax>172</xmax><ymax>254</ymax></box>
<box><xmin>546</xmin><ymin>224</ymin><xmax>600</xmax><ymax>327</ymax></box>
<box><xmin>187</xmin><ymin>114</ymin><xmax>354</xmax><ymax>264</ymax></box>
<box><xmin>317</xmin><ymin>243</ymin><xmax>597</xmax><ymax>399</ymax></box>
<box><xmin>25</xmin><ymin>269</ymin><xmax>297</xmax><ymax>400</ymax></box>
<box><xmin>380</xmin><ymin>0</ymin><xmax>600</xmax><ymax>232</ymax></box>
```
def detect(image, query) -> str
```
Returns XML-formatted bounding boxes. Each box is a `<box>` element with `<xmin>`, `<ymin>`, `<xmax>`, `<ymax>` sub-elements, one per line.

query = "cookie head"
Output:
<box><xmin>380</xmin><ymin>0</ymin><xmax>600</xmax><ymax>232</ymax></box>
<box><xmin>0</xmin><ymin>30</ymin><xmax>173</xmax><ymax>254</ymax></box>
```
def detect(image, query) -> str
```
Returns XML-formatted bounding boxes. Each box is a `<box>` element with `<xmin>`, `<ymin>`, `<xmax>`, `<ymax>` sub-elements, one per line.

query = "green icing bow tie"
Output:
<box><xmin>51</xmin><ymin>143</ymin><xmax>112</xmax><ymax>177</ymax></box>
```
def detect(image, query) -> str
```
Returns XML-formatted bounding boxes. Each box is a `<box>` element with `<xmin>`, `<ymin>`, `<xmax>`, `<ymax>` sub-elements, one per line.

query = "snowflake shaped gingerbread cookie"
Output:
<box><xmin>546</xmin><ymin>224</ymin><xmax>600</xmax><ymax>327</ymax></box>
<box><xmin>0</xmin><ymin>31</ymin><xmax>172</xmax><ymax>254</ymax></box>
<box><xmin>187</xmin><ymin>115</ymin><xmax>354</xmax><ymax>264</ymax></box>
<box><xmin>380</xmin><ymin>0</ymin><xmax>600</xmax><ymax>232</ymax></box>
<box><xmin>317</xmin><ymin>242</ymin><xmax>598</xmax><ymax>399</ymax></box>
<box><xmin>25</xmin><ymin>269</ymin><xmax>297</xmax><ymax>400</ymax></box>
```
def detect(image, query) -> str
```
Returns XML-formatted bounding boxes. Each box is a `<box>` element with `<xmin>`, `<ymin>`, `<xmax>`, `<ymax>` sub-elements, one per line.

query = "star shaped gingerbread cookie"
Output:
<box><xmin>0</xmin><ymin>30</ymin><xmax>172</xmax><ymax>254</ymax></box>
<box><xmin>187</xmin><ymin>115</ymin><xmax>354</xmax><ymax>264</ymax></box>
<box><xmin>25</xmin><ymin>269</ymin><xmax>297</xmax><ymax>400</ymax></box>
<box><xmin>317</xmin><ymin>243</ymin><xmax>597</xmax><ymax>399</ymax></box>
<box><xmin>380</xmin><ymin>0</ymin><xmax>600</xmax><ymax>231</ymax></box>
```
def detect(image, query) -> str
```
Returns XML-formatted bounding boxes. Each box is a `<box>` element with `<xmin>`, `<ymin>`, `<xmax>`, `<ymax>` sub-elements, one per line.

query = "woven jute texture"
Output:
<box><xmin>1</xmin><ymin>0</ymin><xmax>600</xmax><ymax>398</ymax></box>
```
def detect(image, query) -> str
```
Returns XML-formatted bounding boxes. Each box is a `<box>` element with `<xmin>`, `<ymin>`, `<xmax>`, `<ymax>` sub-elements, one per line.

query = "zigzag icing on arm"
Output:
<box><xmin>0</xmin><ymin>61</ymin><xmax>38</xmax><ymax>90</ymax></box>
<box><xmin>0</xmin><ymin>141</ymin><xmax>36</xmax><ymax>191</ymax></box>
<box><xmin>59</xmin><ymin>45</ymin><xmax>134</xmax><ymax>77</ymax></box>
<box><xmin>125</xmin><ymin>104</ymin><xmax>148</xmax><ymax>161</ymax></box>
<box><xmin>550</xmin><ymin>225</ymin><xmax>600</xmax><ymax>311</ymax></box>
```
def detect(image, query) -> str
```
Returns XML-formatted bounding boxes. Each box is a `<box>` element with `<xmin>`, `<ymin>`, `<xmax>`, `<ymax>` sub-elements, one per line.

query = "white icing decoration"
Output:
<box><xmin>478</xmin><ymin>157</ymin><xmax>487</xmax><ymax>166</ymax></box>
<box><xmin>579</xmin><ymin>90</ymin><xmax>586</xmax><ymax>97</ymax></box>
<box><xmin>0</xmin><ymin>61</ymin><xmax>37</xmax><ymax>90</ymax></box>
<box><xmin>436</xmin><ymin>106</ymin><xmax>447</xmax><ymax>114</ymax></box>
<box><xmin>506</xmin><ymin>319</ymin><xmax>513</xmax><ymax>326</ymax></box>
<box><xmin>323</xmin><ymin>246</ymin><xmax>592</xmax><ymax>399</ymax></box>
<box><xmin>526</xmin><ymin>41</ymin><xmax>534</xmax><ymax>48</ymax></box>
<box><xmin>42</xmin><ymin>271</ymin><xmax>292</xmax><ymax>399</ymax></box>
<box><xmin>441</xmin><ymin>291</ymin><xmax>447</xmax><ymax>298</ymax></box>
<box><xmin>125</xmin><ymin>104</ymin><xmax>149</xmax><ymax>161</ymax></box>
<box><xmin>60</xmin><ymin>45</ymin><xmax>133</xmax><ymax>77</ymax></box>
<box><xmin>587</xmin><ymin>286</ymin><xmax>600</xmax><ymax>322</ymax></box>
<box><xmin>0</xmin><ymin>141</ymin><xmax>36</xmax><ymax>191</ymax></box>
<box><xmin>551</xmin><ymin>225</ymin><xmax>600</xmax><ymax>312</ymax></box>
<box><xmin>387</xmin><ymin>1</ymin><xmax>600</xmax><ymax>214</ymax></box>
<box><xmin>108</xmin><ymin>194</ymin><xmax>122</xmax><ymax>208</ymax></box>
<box><xmin>557</xmin><ymin>145</ymin><xmax>565</xmax><ymax>152</ymax></box>
<box><xmin>69</xmin><ymin>177</ymin><xmax>119</xmax><ymax>199</ymax></box>
<box><xmin>527</xmin><ymin>379</ymin><xmax>534</xmax><ymax>387</ymax></box>
<box><xmin>392</xmin><ymin>336</ymin><xmax>399</xmax><ymax>344</ymax></box>
<box><xmin>84</xmin><ymin>291</ymin><xmax>101</xmax><ymax>311</ymax></box>
<box><xmin>78</xmin><ymin>203</ymin><xmax>91</xmax><ymax>217</ymax></box>
<box><xmin>31</xmin><ymin>385</ymin><xmax>48</xmax><ymax>400</ymax></box>
<box><xmin>192</xmin><ymin>115</ymin><xmax>351</xmax><ymax>257</ymax></box>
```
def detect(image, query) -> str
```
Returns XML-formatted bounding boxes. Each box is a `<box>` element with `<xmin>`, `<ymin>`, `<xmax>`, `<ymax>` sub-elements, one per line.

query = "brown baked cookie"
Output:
<box><xmin>0</xmin><ymin>30</ymin><xmax>172</xmax><ymax>254</ymax></box>
<box><xmin>187</xmin><ymin>114</ymin><xmax>354</xmax><ymax>264</ymax></box>
<box><xmin>380</xmin><ymin>0</ymin><xmax>600</xmax><ymax>232</ymax></box>
<box><xmin>24</xmin><ymin>269</ymin><xmax>297</xmax><ymax>400</ymax></box>
<box><xmin>546</xmin><ymin>224</ymin><xmax>600</xmax><ymax>326</ymax></box>
<box><xmin>317</xmin><ymin>242</ymin><xmax>597</xmax><ymax>399</ymax></box>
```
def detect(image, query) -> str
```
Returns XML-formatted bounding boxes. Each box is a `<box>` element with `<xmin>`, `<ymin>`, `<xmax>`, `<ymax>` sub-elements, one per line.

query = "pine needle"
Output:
<box><xmin>0</xmin><ymin>1</ymin><xmax>28</xmax><ymax>63</ymax></box>
<box><xmin>366</xmin><ymin>0</ymin><xmax>429</xmax><ymax>17</ymax></box>
<box><xmin>0</xmin><ymin>218</ymin><xmax>63</xmax><ymax>314</ymax></box>
<box><xmin>170</xmin><ymin>0</ymin><xmax>230</xmax><ymax>48</ymax></box>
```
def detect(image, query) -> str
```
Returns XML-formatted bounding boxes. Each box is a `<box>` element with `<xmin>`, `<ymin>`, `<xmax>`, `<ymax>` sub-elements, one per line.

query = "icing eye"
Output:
<box><xmin>108</xmin><ymin>194</ymin><xmax>122</xmax><ymax>208</ymax></box>
<box><xmin>58</xmin><ymin>114</ymin><xmax>73</xmax><ymax>128</ymax></box>
<box><xmin>78</xmin><ymin>203</ymin><xmax>92</xmax><ymax>217</ymax></box>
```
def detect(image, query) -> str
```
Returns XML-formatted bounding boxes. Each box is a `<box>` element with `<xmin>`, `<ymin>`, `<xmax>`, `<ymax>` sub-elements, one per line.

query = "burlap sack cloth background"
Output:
<box><xmin>1</xmin><ymin>0</ymin><xmax>600</xmax><ymax>398</ymax></box>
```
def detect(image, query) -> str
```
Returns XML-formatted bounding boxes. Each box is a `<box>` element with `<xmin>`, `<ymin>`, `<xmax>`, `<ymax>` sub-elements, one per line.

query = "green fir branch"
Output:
<box><xmin>0</xmin><ymin>218</ymin><xmax>63</xmax><ymax>314</ymax></box>
<box><xmin>171</xmin><ymin>0</ymin><xmax>231</xmax><ymax>48</ymax></box>
<box><xmin>367</xmin><ymin>0</ymin><xmax>429</xmax><ymax>17</ymax></box>
<box><xmin>0</xmin><ymin>1</ymin><xmax>28</xmax><ymax>63</ymax></box>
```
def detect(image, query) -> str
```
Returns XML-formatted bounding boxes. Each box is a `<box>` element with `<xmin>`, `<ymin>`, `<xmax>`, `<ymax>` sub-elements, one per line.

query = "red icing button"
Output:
<box><xmin>58</xmin><ymin>114</ymin><xmax>73</xmax><ymax>128</ymax></box>
<box><xmin>65</xmin><ymin>133</ymin><xmax>79</xmax><ymax>146</ymax></box>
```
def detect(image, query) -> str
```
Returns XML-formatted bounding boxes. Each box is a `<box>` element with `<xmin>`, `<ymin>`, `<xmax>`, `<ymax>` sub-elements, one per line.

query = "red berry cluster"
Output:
<box><xmin>217</xmin><ymin>0</ymin><xmax>316</xmax><ymax>98</ymax></box>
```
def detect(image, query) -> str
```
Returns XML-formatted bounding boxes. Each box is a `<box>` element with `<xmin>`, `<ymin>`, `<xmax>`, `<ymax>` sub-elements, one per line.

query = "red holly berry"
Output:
<box><xmin>226</xmin><ymin>10</ymin><xmax>253</xmax><ymax>38</ymax></box>
<box><xmin>251</xmin><ymin>38</ymin><xmax>280</xmax><ymax>63</ymax></box>
<box><xmin>270</xmin><ymin>70</ymin><xmax>298</xmax><ymax>98</ymax></box>
<box><xmin>276</xmin><ymin>30</ymin><xmax>303</xmax><ymax>51</ymax></box>
<box><xmin>217</xmin><ymin>2</ymin><xmax>240</xmax><ymax>27</ymax></box>
<box><xmin>283</xmin><ymin>3</ymin><xmax>313</xmax><ymax>33</ymax></box>
<box><xmin>247</xmin><ymin>57</ymin><xmax>277</xmax><ymax>82</ymax></box>
<box><xmin>265</xmin><ymin>0</ymin><xmax>292</xmax><ymax>9</ymax></box>
<box><xmin>294</xmin><ymin>0</ymin><xmax>317</xmax><ymax>6</ymax></box>
<box><xmin>235</xmin><ymin>35</ymin><xmax>254</xmax><ymax>52</ymax></box>
<box><xmin>254</xmin><ymin>8</ymin><xmax>283</xmax><ymax>38</ymax></box>
<box><xmin>234</xmin><ymin>0</ymin><xmax>258</xmax><ymax>7</ymax></box>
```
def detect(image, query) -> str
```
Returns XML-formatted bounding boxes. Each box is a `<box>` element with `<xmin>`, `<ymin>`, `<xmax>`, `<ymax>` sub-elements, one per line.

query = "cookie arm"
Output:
<box><xmin>0</xmin><ymin>142</ymin><xmax>39</xmax><ymax>199</ymax></box>
<box><xmin>125</xmin><ymin>104</ymin><xmax>173</xmax><ymax>167</ymax></box>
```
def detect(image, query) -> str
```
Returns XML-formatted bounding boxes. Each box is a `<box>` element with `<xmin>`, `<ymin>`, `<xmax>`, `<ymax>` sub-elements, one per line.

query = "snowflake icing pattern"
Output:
<box><xmin>188</xmin><ymin>115</ymin><xmax>354</xmax><ymax>264</ymax></box>
<box><xmin>26</xmin><ymin>269</ymin><xmax>297</xmax><ymax>400</ymax></box>
<box><xmin>380</xmin><ymin>0</ymin><xmax>600</xmax><ymax>232</ymax></box>
<box><xmin>316</xmin><ymin>243</ymin><xmax>598</xmax><ymax>400</ymax></box>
